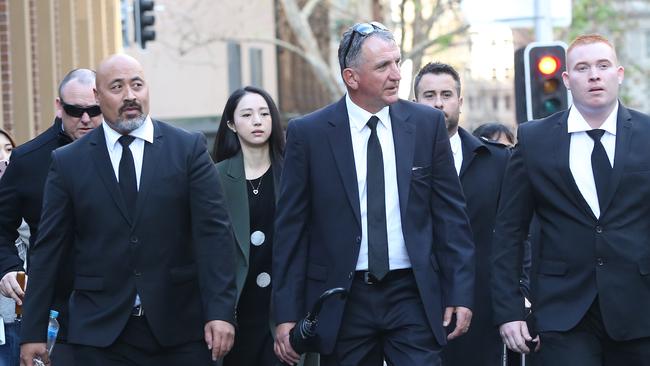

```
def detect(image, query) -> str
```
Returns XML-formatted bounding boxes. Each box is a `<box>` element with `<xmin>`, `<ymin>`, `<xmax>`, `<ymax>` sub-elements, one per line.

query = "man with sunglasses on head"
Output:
<box><xmin>0</xmin><ymin>68</ymin><xmax>101</xmax><ymax>365</ymax></box>
<box><xmin>273</xmin><ymin>22</ymin><xmax>475</xmax><ymax>366</ymax></box>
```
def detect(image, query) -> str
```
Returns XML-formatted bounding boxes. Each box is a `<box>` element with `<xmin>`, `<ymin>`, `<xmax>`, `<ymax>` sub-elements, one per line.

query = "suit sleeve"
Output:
<box><xmin>273</xmin><ymin>120</ymin><xmax>310</xmax><ymax>324</ymax></box>
<box><xmin>188</xmin><ymin>133</ymin><xmax>237</xmax><ymax>324</ymax></box>
<box><xmin>0</xmin><ymin>159</ymin><xmax>28</xmax><ymax>276</ymax></box>
<box><xmin>429</xmin><ymin>112</ymin><xmax>475</xmax><ymax>309</ymax></box>
<box><xmin>491</xmin><ymin>125</ymin><xmax>535</xmax><ymax>325</ymax></box>
<box><xmin>20</xmin><ymin>153</ymin><xmax>73</xmax><ymax>343</ymax></box>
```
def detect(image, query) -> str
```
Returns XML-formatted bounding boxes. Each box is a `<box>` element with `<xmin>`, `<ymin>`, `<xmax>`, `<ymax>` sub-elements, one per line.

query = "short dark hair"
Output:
<box><xmin>213</xmin><ymin>86</ymin><xmax>285</xmax><ymax>163</ymax></box>
<box><xmin>472</xmin><ymin>122</ymin><xmax>515</xmax><ymax>146</ymax></box>
<box><xmin>337</xmin><ymin>23</ymin><xmax>395</xmax><ymax>73</ymax></box>
<box><xmin>58</xmin><ymin>68</ymin><xmax>96</xmax><ymax>100</ymax></box>
<box><xmin>413</xmin><ymin>62</ymin><xmax>461</xmax><ymax>97</ymax></box>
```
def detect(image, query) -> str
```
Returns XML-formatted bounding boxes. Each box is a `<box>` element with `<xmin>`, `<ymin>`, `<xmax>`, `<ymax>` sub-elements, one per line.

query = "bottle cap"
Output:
<box><xmin>49</xmin><ymin>310</ymin><xmax>59</xmax><ymax>318</ymax></box>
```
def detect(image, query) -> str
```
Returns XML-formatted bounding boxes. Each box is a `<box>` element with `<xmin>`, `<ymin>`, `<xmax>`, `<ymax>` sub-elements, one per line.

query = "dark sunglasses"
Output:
<box><xmin>342</xmin><ymin>22</ymin><xmax>389</xmax><ymax>69</ymax></box>
<box><xmin>61</xmin><ymin>100</ymin><xmax>101</xmax><ymax>118</ymax></box>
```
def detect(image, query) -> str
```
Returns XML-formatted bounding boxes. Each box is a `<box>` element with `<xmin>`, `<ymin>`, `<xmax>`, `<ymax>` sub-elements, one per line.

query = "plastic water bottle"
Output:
<box><xmin>33</xmin><ymin>310</ymin><xmax>59</xmax><ymax>366</ymax></box>
<box><xmin>46</xmin><ymin>310</ymin><xmax>59</xmax><ymax>354</ymax></box>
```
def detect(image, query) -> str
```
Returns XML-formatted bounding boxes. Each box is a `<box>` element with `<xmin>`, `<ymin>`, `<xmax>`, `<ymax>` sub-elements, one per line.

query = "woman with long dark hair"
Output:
<box><xmin>213</xmin><ymin>86</ymin><xmax>285</xmax><ymax>366</ymax></box>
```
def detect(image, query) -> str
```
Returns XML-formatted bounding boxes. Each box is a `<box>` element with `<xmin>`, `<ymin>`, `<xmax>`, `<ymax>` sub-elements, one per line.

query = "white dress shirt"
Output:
<box><xmin>346</xmin><ymin>95</ymin><xmax>411</xmax><ymax>271</ymax></box>
<box><xmin>102</xmin><ymin>116</ymin><xmax>155</xmax><ymax>189</ymax></box>
<box><xmin>102</xmin><ymin>116</ymin><xmax>154</xmax><ymax>306</ymax></box>
<box><xmin>568</xmin><ymin>103</ymin><xmax>618</xmax><ymax>218</ymax></box>
<box><xmin>449</xmin><ymin>131</ymin><xmax>463</xmax><ymax>175</ymax></box>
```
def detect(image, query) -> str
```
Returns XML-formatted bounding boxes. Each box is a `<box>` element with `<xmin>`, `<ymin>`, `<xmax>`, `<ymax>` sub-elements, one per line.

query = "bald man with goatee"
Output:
<box><xmin>19</xmin><ymin>54</ymin><xmax>237</xmax><ymax>366</ymax></box>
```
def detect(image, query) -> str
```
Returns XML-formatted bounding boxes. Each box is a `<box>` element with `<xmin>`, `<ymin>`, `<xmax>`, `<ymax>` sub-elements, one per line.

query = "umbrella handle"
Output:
<box><xmin>307</xmin><ymin>287</ymin><xmax>347</xmax><ymax>321</ymax></box>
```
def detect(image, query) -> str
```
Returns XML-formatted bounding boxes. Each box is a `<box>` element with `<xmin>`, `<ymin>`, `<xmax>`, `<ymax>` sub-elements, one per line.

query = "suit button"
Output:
<box><xmin>356</xmin><ymin>236</ymin><xmax>361</xmax><ymax>244</ymax></box>
<box><xmin>130</xmin><ymin>236</ymin><xmax>139</xmax><ymax>244</ymax></box>
<box><xmin>595</xmin><ymin>226</ymin><xmax>603</xmax><ymax>233</ymax></box>
<box><xmin>596</xmin><ymin>258</ymin><xmax>605</xmax><ymax>266</ymax></box>
<box><xmin>134</xmin><ymin>270</ymin><xmax>141</xmax><ymax>277</ymax></box>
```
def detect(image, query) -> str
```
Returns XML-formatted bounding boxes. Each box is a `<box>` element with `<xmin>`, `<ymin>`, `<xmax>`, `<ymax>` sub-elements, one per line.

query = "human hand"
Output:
<box><xmin>0</xmin><ymin>271</ymin><xmax>26</xmax><ymax>304</ymax></box>
<box><xmin>444</xmin><ymin>306</ymin><xmax>473</xmax><ymax>340</ymax></box>
<box><xmin>204</xmin><ymin>320</ymin><xmax>235</xmax><ymax>361</ymax></box>
<box><xmin>274</xmin><ymin>322</ymin><xmax>300</xmax><ymax>365</ymax></box>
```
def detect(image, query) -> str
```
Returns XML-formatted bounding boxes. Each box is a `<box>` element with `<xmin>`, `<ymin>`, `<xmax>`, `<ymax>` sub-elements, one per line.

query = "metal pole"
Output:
<box><xmin>534</xmin><ymin>0</ymin><xmax>553</xmax><ymax>42</ymax></box>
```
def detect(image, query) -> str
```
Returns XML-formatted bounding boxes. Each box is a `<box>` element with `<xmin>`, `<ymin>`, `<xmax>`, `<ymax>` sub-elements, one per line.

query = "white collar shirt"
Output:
<box><xmin>102</xmin><ymin>116</ymin><xmax>155</xmax><ymax>190</ymax></box>
<box><xmin>449</xmin><ymin>131</ymin><xmax>463</xmax><ymax>175</ymax></box>
<box><xmin>568</xmin><ymin>102</ymin><xmax>618</xmax><ymax>218</ymax></box>
<box><xmin>345</xmin><ymin>94</ymin><xmax>411</xmax><ymax>271</ymax></box>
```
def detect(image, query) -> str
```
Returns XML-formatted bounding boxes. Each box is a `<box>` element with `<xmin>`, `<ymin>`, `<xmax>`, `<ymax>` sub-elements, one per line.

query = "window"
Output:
<box><xmin>492</xmin><ymin>95</ymin><xmax>499</xmax><ymax>111</ymax></box>
<box><xmin>249</xmin><ymin>48</ymin><xmax>263</xmax><ymax>88</ymax></box>
<box><xmin>227</xmin><ymin>42</ymin><xmax>242</xmax><ymax>93</ymax></box>
<box><xmin>646</xmin><ymin>30</ymin><xmax>650</xmax><ymax>58</ymax></box>
<box><xmin>504</xmin><ymin>95</ymin><xmax>511</xmax><ymax>110</ymax></box>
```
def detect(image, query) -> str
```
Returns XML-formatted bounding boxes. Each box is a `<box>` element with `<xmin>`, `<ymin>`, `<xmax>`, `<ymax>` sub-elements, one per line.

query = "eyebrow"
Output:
<box><xmin>109</xmin><ymin>76</ymin><xmax>144</xmax><ymax>84</ymax></box>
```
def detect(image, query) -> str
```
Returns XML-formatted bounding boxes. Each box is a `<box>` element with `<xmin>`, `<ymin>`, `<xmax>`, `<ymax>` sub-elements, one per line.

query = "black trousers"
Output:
<box><xmin>534</xmin><ymin>298</ymin><xmax>650</xmax><ymax>366</ymax></box>
<box><xmin>73</xmin><ymin>315</ymin><xmax>214</xmax><ymax>366</ymax></box>
<box><xmin>50</xmin><ymin>342</ymin><xmax>75</xmax><ymax>366</ymax></box>
<box><xmin>321</xmin><ymin>270</ymin><xmax>441</xmax><ymax>366</ymax></box>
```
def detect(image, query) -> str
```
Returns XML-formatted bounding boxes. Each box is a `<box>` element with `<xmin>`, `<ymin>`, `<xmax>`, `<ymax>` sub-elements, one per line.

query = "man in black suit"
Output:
<box><xmin>492</xmin><ymin>34</ymin><xmax>650</xmax><ymax>365</ymax></box>
<box><xmin>414</xmin><ymin>62</ymin><xmax>510</xmax><ymax>366</ymax></box>
<box><xmin>0</xmin><ymin>68</ymin><xmax>102</xmax><ymax>365</ymax></box>
<box><xmin>19</xmin><ymin>54</ymin><xmax>237</xmax><ymax>365</ymax></box>
<box><xmin>273</xmin><ymin>23</ymin><xmax>475</xmax><ymax>366</ymax></box>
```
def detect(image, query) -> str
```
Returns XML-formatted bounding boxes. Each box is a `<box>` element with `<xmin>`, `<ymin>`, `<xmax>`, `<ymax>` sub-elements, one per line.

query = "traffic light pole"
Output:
<box><xmin>534</xmin><ymin>0</ymin><xmax>553</xmax><ymax>42</ymax></box>
<box><xmin>134</xmin><ymin>0</ymin><xmax>142</xmax><ymax>48</ymax></box>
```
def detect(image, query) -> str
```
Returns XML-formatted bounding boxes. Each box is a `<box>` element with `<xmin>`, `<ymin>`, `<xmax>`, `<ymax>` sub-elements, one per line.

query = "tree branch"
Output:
<box><xmin>404</xmin><ymin>24</ymin><xmax>470</xmax><ymax>60</ymax></box>
<box><xmin>301</xmin><ymin>0</ymin><xmax>322</xmax><ymax>19</ymax></box>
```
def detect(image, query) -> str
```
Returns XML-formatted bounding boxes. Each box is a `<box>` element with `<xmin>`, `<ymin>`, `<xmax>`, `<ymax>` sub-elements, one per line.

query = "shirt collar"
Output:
<box><xmin>567</xmin><ymin>101</ymin><xmax>618</xmax><ymax>136</ymax></box>
<box><xmin>345</xmin><ymin>94</ymin><xmax>391</xmax><ymax>131</ymax></box>
<box><xmin>449</xmin><ymin>131</ymin><xmax>461</xmax><ymax>155</ymax></box>
<box><xmin>103</xmin><ymin>115</ymin><xmax>155</xmax><ymax>152</ymax></box>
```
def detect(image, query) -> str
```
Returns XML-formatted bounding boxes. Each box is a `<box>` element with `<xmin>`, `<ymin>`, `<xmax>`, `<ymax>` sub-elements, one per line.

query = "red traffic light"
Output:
<box><xmin>537</xmin><ymin>55</ymin><xmax>560</xmax><ymax>76</ymax></box>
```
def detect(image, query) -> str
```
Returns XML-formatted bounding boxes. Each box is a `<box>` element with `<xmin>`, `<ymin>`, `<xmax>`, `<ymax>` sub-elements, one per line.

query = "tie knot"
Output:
<box><xmin>586</xmin><ymin>129</ymin><xmax>606</xmax><ymax>141</ymax></box>
<box><xmin>367</xmin><ymin>116</ymin><xmax>379</xmax><ymax>131</ymax></box>
<box><xmin>119</xmin><ymin>135</ymin><xmax>135</xmax><ymax>148</ymax></box>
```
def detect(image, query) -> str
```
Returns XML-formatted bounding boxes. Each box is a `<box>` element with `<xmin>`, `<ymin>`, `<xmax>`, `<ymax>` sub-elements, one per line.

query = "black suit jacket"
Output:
<box><xmin>21</xmin><ymin>120</ymin><xmax>237</xmax><ymax>347</ymax></box>
<box><xmin>442</xmin><ymin>128</ymin><xmax>510</xmax><ymax>365</ymax></box>
<box><xmin>492</xmin><ymin>105</ymin><xmax>650</xmax><ymax>341</ymax></box>
<box><xmin>0</xmin><ymin>118</ymin><xmax>74</xmax><ymax>339</ymax></box>
<box><xmin>273</xmin><ymin>98</ymin><xmax>475</xmax><ymax>353</ymax></box>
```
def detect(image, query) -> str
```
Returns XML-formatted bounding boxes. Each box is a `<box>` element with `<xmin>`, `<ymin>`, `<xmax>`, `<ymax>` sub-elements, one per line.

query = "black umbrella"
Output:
<box><xmin>289</xmin><ymin>287</ymin><xmax>348</xmax><ymax>354</ymax></box>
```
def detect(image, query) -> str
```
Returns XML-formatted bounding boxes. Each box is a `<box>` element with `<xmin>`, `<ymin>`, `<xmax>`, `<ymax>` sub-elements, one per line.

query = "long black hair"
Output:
<box><xmin>212</xmin><ymin>86</ymin><xmax>285</xmax><ymax>163</ymax></box>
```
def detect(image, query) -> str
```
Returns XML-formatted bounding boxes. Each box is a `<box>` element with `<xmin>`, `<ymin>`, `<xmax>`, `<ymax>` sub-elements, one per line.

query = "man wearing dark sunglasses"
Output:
<box><xmin>0</xmin><ymin>68</ymin><xmax>100</xmax><ymax>366</ymax></box>
<box><xmin>274</xmin><ymin>22</ymin><xmax>475</xmax><ymax>366</ymax></box>
<box><xmin>56</xmin><ymin>76</ymin><xmax>103</xmax><ymax>141</ymax></box>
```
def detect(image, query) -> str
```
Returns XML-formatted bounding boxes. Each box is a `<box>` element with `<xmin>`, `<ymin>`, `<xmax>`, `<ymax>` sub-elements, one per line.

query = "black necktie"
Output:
<box><xmin>586</xmin><ymin>129</ymin><xmax>612</xmax><ymax>210</ymax></box>
<box><xmin>366</xmin><ymin>116</ymin><xmax>389</xmax><ymax>280</ymax></box>
<box><xmin>118</xmin><ymin>135</ymin><xmax>137</xmax><ymax>218</ymax></box>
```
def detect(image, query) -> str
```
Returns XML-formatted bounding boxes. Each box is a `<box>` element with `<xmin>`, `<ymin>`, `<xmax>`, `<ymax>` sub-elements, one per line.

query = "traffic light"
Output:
<box><xmin>134</xmin><ymin>0</ymin><xmax>156</xmax><ymax>49</ymax></box>
<box><xmin>514</xmin><ymin>42</ymin><xmax>570</xmax><ymax>122</ymax></box>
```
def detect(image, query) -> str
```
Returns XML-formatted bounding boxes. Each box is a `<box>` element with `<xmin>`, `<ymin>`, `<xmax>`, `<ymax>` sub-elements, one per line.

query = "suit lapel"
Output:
<box><xmin>327</xmin><ymin>98</ymin><xmax>361</xmax><ymax>228</ymax></box>
<box><xmin>389</xmin><ymin>101</ymin><xmax>414</xmax><ymax>221</ymax></box>
<box><xmin>554</xmin><ymin>112</ymin><xmax>597</xmax><ymax>220</ymax></box>
<box><xmin>223</xmin><ymin>153</ymin><xmax>250</xmax><ymax>263</ymax></box>
<box><xmin>89</xmin><ymin>127</ymin><xmax>132</xmax><ymax>225</ymax></box>
<box><xmin>132</xmin><ymin>120</ymin><xmax>164</xmax><ymax>227</ymax></box>
<box><xmin>599</xmin><ymin>106</ymin><xmax>632</xmax><ymax>215</ymax></box>
<box><xmin>458</xmin><ymin>128</ymin><xmax>483</xmax><ymax>178</ymax></box>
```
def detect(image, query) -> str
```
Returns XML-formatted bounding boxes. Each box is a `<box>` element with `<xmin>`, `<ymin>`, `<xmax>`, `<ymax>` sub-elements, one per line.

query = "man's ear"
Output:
<box><xmin>342</xmin><ymin>68</ymin><xmax>359</xmax><ymax>90</ymax></box>
<box><xmin>55</xmin><ymin>98</ymin><xmax>63</xmax><ymax>119</ymax></box>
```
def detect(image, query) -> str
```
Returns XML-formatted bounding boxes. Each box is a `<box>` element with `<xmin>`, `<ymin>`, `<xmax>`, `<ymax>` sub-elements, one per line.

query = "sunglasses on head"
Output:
<box><xmin>342</xmin><ymin>22</ymin><xmax>389</xmax><ymax>69</ymax></box>
<box><xmin>61</xmin><ymin>100</ymin><xmax>101</xmax><ymax>118</ymax></box>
